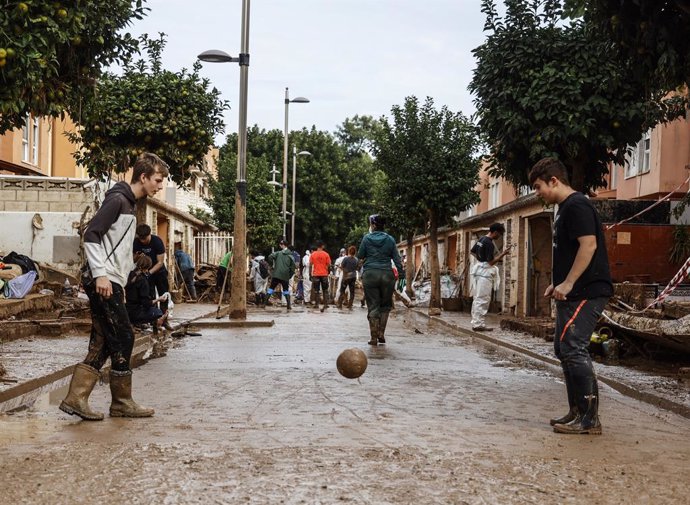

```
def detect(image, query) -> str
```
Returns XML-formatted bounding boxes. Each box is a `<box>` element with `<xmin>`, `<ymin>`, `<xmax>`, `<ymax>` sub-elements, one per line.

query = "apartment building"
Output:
<box><xmin>403</xmin><ymin>115</ymin><xmax>690</xmax><ymax>317</ymax></box>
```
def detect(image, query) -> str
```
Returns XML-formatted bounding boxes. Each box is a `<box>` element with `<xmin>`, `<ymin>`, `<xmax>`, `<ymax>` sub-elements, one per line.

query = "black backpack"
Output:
<box><xmin>258</xmin><ymin>259</ymin><xmax>270</xmax><ymax>279</ymax></box>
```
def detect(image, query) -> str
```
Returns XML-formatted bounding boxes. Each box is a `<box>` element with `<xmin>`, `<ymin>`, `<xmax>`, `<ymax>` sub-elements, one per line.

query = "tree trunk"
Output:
<box><xmin>405</xmin><ymin>231</ymin><xmax>415</xmax><ymax>300</ymax></box>
<box><xmin>567</xmin><ymin>155</ymin><xmax>587</xmax><ymax>193</ymax></box>
<box><xmin>428</xmin><ymin>209</ymin><xmax>442</xmax><ymax>315</ymax></box>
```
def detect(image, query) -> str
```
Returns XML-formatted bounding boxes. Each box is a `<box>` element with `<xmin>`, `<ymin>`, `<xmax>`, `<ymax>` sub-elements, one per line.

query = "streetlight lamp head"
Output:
<box><xmin>198</xmin><ymin>49</ymin><xmax>236</xmax><ymax>63</ymax></box>
<box><xmin>297</xmin><ymin>151</ymin><xmax>312</xmax><ymax>156</ymax></box>
<box><xmin>291</xmin><ymin>97</ymin><xmax>310</xmax><ymax>103</ymax></box>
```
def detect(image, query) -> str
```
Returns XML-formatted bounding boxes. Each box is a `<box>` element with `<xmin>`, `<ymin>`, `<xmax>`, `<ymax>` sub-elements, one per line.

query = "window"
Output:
<box><xmin>467</xmin><ymin>205</ymin><xmax>475</xmax><ymax>217</ymax></box>
<box><xmin>624</xmin><ymin>129</ymin><xmax>652</xmax><ymax>178</ymax></box>
<box><xmin>21</xmin><ymin>115</ymin><xmax>30</xmax><ymax>162</ymax></box>
<box><xmin>31</xmin><ymin>116</ymin><xmax>39</xmax><ymax>164</ymax></box>
<box><xmin>610</xmin><ymin>163</ymin><xmax>617</xmax><ymax>190</ymax></box>
<box><xmin>489</xmin><ymin>181</ymin><xmax>500</xmax><ymax>209</ymax></box>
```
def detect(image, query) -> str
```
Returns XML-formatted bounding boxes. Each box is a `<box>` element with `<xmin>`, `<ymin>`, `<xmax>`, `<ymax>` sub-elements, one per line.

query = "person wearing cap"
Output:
<box><xmin>267</xmin><ymin>239</ymin><xmax>296</xmax><ymax>311</ymax></box>
<box><xmin>469</xmin><ymin>223</ymin><xmax>510</xmax><ymax>332</ymax></box>
<box><xmin>357</xmin><ymin>214</ymin><xmax>402</xmax><ymax>346</ymax></box>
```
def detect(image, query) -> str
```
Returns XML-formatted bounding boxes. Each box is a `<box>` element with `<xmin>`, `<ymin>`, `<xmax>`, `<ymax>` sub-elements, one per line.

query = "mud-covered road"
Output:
<box><xmin>1</xmin><ymin>306</ymin><xmax>688</xmax><ymax>504</ymax></box>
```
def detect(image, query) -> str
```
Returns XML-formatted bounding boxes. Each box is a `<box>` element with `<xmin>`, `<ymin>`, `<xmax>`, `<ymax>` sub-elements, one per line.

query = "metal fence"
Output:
<box><xmin>194</xmin><ymin>232</ymin><xmax>233</xmax><ymax>267</ymax></box>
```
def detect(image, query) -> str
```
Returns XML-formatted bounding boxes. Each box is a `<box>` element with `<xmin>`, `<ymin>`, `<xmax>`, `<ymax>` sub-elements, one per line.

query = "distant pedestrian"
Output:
<box><xmin>59</xmin><ymin>153</ymin><xmax>167</xmax><ymax>421</ymax></box>
<box><xmin>333</xmin><ymin>248</ymin><xmax>346</xmax><ymax>302</ymax></box>
<box><xmin>358</xmin><ymin>214</ymin><xmax>402</xmax><ymax>345</ymax></box>
<box><xmin>267</xmin><ymin>239</ymin><xmax>296</xmax><ymax>311</ymax></box>
<box><xmin>217</xmin><ymin>251</ymin><xmax>232</xmax><ymax>298</ymax></box>
<box><xmin>530</xmin><ymin>157</ymin><xmax>613</xmax><ymax>435</ymax></box>
<box><xmin>337</xmin><ymin>246</ymin><xmax>358</xmax><ymax>309</ymax></box>
<box><xmin>302</xmin><ymin>249</ymin><xmax>312</xmax><ymax>305</ymax></box>
<box><xmin>174</xmin><ymin>249</ymin><xmax>197</xmax><ymax>300</ymax></box>
<box><xmin>248</xmin><ymin>251</ymin><xmax>269</xmax><ymax>307</ymax></box>
<box><xmin>469</xmin><ymin>223</ymin><xmax>510</xmax><ymax>331</ymax></box>
<box><xmin>133</xmin><ymin>224</ymin><xmax>172</xmax><ymax>330</ymax></box>
<box><xmin>310</xmin><ymin>240</ymin><xmax>332</xmax><ymax>312</ymax></box>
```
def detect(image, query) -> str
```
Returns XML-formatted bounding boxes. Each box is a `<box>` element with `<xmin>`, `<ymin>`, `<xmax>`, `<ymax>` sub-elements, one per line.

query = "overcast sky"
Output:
<box><xmin>126</xmin><ymin>0</ymin><xmax>489</xmax><ymax>141</ymax></box>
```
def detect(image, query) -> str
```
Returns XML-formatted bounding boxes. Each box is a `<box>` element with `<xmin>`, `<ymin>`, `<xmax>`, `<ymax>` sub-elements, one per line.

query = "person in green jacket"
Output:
<box><xmin>267</xmin><ymin>239</ymin><xmax>296</xmax><ymax>311</ymax></box>
<box><xmin>357</xmin><ymin>214</ymin><xmax>402</xmax><ymax>346</ymax></box>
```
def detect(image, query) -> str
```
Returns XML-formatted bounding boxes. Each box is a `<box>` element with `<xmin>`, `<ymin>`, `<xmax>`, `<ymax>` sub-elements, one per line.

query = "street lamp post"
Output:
<box><xmin>197</xmin><ymin>0</ymin><xmax>251</xmax><ymax>320</ymax></box>
<box><xmin>282</xmin><ymin>88</ymin><xmax>309</xmax><ymax>240</ymax></box>
<box><xmin>290</xmin><ymin>146</ymin><xmax>311</xmax><ymax>245</ymax></box>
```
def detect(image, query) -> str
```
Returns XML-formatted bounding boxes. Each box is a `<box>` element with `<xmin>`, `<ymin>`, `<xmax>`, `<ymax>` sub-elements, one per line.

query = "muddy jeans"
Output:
<box><xmin>362</xmin><ymin>269</ymin><xmax>395</xmax><ymax>320</ymax></box>
<box><xmin>554</xmin><ymin>297</ymin><xmax>608</xmax><ymax>382</ymax></box>
<box><xmin>83</xmin><ymin>281</ymin><xmax>135</xmax><ymax>373</ymax></box>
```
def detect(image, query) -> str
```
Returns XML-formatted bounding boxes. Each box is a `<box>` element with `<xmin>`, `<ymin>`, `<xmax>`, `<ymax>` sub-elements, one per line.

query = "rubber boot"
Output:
<box><xmin>347</xmin><ymin>294</ymin><xmax>354</xmax><ymax>310</ymax></box>
<box><xmin>337</xmin><ymin>292</ymin><xmax>345</xmax><ymax>309</ymax></box>
<box><xmin>321</xmin><ymin>293</ymin><xmax>328</xmax><ymax>313</ymax></box>
<box><xmin>368</xmin><ymin>317</ymin><xmax>380</xmax><ymax>346</ymax></box>
<box><xmin>550</xmin><ymin>366</ymin><xmax>578</xmax><ymax>426</ymax></box>
<box><xmin>285</xmin><ymin>294</ymin><xmax>292</xmax><ymax>311</ymax></box>
<box><xmin>59</xmin><ymin>363</ymin><xmax>104</xmax><ymax>421</ymax></box>
<box><xmin>378</xmin><ymin>312</ymin><xmax>390</xmax><ymax>344</ymax></box>
<box><xmin>553</xmin><ymin>372</ymin><xmax>601</xmax><ymax>435</ymax></box>
<box><xmin>109</xmin><ymin>371</ymin><xmax>155</xmax><ymax>418</ymax></box>
<box><xmin>314</xmin><ymin>292</ymin><xmax>320</xmax><ymax>311</ymax></box>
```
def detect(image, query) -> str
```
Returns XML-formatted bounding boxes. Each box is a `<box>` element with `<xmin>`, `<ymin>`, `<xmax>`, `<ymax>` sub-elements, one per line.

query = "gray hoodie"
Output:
<box><xmin>84</xmin><ymin>181</ymin><xmax>137</xmax><ymax>287</ymax></box>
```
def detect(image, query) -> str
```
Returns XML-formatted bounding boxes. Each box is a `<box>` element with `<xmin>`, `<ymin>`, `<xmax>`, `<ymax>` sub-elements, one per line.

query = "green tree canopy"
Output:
<box><xmin>66</xmin><ymin>34</ymin><xmax>227</xmax><ymax>184</ymax></box>
<box><xmin>470</xmin><ymin>0</ymin><xmax>686</xmax><ymax>192</ymax></box>
<box><xmin>374</xmin><ymin>96</ymin><xmax>481</xmax><ymax>311</ymax></box>
<box><xmin>208</xmin><ymin>134</ymin><xmax>282</xmax><ymax>254</ymax></box>
<box><xmin>0</xmin><ymin>0</ymin><xmax>147</xmax><ymax>133</ymax></box>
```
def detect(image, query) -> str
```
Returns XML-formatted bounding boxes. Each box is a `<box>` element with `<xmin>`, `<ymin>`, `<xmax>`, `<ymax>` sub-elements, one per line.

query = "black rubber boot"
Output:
<box><xmin>378</xmin><ymin>312</ymin><xmax>390</xmax><ymax>344</ymax></box>
<box><xmin>321</xmin><ymin>293</ymin><xmax>328</xmax><ymax>313</ymax></box>
<box><xmin>550</xmin><ymin>366</ymin><xmax>578</xmax><ymax>426</ymax></box>
<box><xmin>314</xmin><ymin>292</ymin><xmax>320</xmax><ymax>311</ymax></box>
<box><xmin>368</xmin><ymin>317</ymin><xmax>380</xmax><ymax>346</ymax></box>
<box><xmin>337</xmin><ymin>292</ymin><xmax>345</xmax><ymax>309</ymax></box>
<box><xmin>59</xmin><ymin>363</ymin><xmax>104</xmax><ymax>421</ymax></box>
<box><xmin>109</xmin><ymin>371</ymin><xmax>154</xmax><ymax>418</ymax></box>
<box><xmin>285</xmin><ymin>295</ymin><xmax>291</xmax><ymax>311</ymax></box>
<box><xmin>553</xmin><ymin>372</ymin><xmax>601</xmax><ymax>435</ymax></box>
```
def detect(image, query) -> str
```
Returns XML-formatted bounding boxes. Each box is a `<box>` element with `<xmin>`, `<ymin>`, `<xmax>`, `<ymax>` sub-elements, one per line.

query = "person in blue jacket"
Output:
<box><xmin>357</xmin><ymin>214</ymin><xmax>402</xmax><ymax>346</ymax></box>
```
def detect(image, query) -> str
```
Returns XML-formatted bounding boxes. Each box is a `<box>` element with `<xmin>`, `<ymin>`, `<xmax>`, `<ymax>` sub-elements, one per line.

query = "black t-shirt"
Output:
<box><xmin>133</xmin><ymin>235</ymin><xmax>167</xmax><ymax>276</ymax></box>
<box><xmin>340</xmin><ymin>255</ymin><xmax>359</xmax><ymax>279</ymax></box>
<box><xmin>471</xmin><ymin>236</ymin><xmax>495</xmax><ymax>263</ymax></box>
<box><xmin>553</xmin><ymin>192</ymin><xmax>613</xmax><ymax>300</ymax></box>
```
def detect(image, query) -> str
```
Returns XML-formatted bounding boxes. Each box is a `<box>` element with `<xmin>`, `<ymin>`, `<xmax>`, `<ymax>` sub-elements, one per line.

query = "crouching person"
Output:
<box><xmin>59</xmin><ymin>153</ymin><xmax>168</xmax><ymax>420</ymax></box>
<box><xmin>126</xmin><ymin>255</ymin><xmax>169</xmax><ymax>330</ymax></box>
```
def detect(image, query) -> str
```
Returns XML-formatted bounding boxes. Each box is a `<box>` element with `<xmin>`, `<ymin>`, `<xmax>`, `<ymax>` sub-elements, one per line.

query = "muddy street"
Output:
<box><xmin>1</xmin><ymin>306</ymin><xmax>689</xmax><ymax>504</ymax></box>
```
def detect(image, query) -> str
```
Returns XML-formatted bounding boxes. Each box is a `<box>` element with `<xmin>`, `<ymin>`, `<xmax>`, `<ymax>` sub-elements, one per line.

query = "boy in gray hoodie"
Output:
<box><xmin>60</xmin><ymin>153</ymin><xmax>169</xmax><ymax>421</ymax></box>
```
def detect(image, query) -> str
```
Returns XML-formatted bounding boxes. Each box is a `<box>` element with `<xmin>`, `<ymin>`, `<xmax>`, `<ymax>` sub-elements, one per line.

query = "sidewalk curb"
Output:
<box><xmin>413</xmin><ymin>309</ymin><xmax>690</xmax><ymax>420</ymax></box>
<box><xmin>0</xmin><ymin>308</ymin><xmax>223</xmax><ymax>413</ymax></box>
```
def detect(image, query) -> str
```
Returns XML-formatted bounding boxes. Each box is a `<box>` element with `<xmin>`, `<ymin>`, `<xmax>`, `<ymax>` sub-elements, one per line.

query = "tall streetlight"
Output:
<box><xmin>291</xmin><ymin>146</ymin><xmax>311</xmax><ymax>245</ymax></box>
<box><xmin>197</xmin><ymin>0</ymin><xmax>251</xmax><ymax>320</ymax></box>
<box><xmin>282</xmin><ymin>88</ymin><xmax>309</xmax><ymax>239</ymax></box>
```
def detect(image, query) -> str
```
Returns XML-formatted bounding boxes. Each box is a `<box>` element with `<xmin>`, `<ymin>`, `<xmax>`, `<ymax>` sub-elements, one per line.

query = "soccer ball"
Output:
<box><xmin>336</xmin><ymin>348</ymin><xmax>368</xmax><ymax>379</ymax></box>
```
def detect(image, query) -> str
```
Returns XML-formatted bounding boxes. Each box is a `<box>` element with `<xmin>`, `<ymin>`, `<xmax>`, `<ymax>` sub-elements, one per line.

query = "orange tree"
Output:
<box><xmin>67</xmin><ymin>35</ymin><xmax>227</xmax><ymax>184</ymax></box>
<box><xmin>0</xmin><ymin>0</ymin><xmax>147</xmax><ymax>134</ymax></box>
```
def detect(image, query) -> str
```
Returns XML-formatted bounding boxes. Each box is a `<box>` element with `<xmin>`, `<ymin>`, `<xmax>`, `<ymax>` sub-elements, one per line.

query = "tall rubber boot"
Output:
<box><xmin>337</xmin><ymin>292</ymin><xmax>345</xmax><ymax>309</ymax></box>
<box><xmin>59</xmin><ymin>363</ymin><xmax>104</xmax><ymax>421</ymax></box>
<box><xmin>368</xmin><ymin>317</ymin><xmax>380</xmax><ymax>346</ymax></box>
<box><xmin>109</xmin><ymin>371</ymin><xmax>154</xmax><ymax>418</ymax></box>
<box><xmin>314</xmin><ymin>292</ymin><xmax>320</xmax><ymax>311</ymax></box>
<box><xmin>321</xmin><ymin>292</ymin><xmax>328</xmax><ymax>313</ymax></box>
<box><xmin>347</xmin><ymin>294</ymin><xmax>354</xmax><ymax>309</ymax></box>
<box><xmin>378</xmin><ymin>312</ymin><xmax>390</xmax><ymax>344</ymax></box>
<box><xmin>553</xmin><ymin>372</ymin><xmax>601</xmax><ymax>435</ymax></box>
<box><xmin>285</xmin><ymin>294</ymin><xmax>292</xmax><ymax>311</ymax></box>
<box><xmin>550</xmin><ymin>366</ymin><xmax>578</xmax><ymax>426</ymax></box>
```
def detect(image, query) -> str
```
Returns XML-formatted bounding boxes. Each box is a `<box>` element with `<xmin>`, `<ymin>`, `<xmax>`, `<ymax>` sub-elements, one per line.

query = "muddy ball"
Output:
<box><xmin>336</xmin><ymin>348</ymin><xmax>368</xmax><ymax>379</ymax></box>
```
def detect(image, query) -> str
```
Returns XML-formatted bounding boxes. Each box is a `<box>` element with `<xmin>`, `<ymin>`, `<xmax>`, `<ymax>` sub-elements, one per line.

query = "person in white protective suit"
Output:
<box><xmin>469</xmin><ymin>223</ymin><xmax>510</xmax><ymax>331</ymax></box>
<box><xmin>302</xmin><ymin>249</ymin><xmax>312</xmax><ymax>305</ymax></box>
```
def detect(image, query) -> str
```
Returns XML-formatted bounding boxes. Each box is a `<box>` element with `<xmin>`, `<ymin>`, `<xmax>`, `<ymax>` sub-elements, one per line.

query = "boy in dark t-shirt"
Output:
<box><xmin>133</xmin><ymin>224</ymin><xmax>170</xmax><ymax>328</ymax></box>
<box><xmin>530</xmin><ymin>157</ymin><xmax>612</xmax><ymax>435</ymax></box>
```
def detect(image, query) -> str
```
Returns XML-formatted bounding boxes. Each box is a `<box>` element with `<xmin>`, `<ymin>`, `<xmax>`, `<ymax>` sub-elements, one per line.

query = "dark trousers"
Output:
<box><xmin>362</xmin><ymin>269</ymin><xmax>395</xmax><ymax>320</ymax></box>
<box><xmin>312</xmin><ymin>276</ymin><xmax>329</xmax><ymax>299</ymax></box>
<box><xmin>148</xmin><ymin>271</ymin><xmax>169</xmax><ymax>313</ymax></box>
<box><xmin>554</xmin><ymin>297</ymin><xmax>608</xmax><ymax>386</ymax></box>
<box><xmin>339</xmin><ymin>277</ymin><xmax>356</xmax><ymax>300</ymax></box>
<box><xmin>83</xmin><ymin>281</ymin><xmax>134</xmax><ymax>372</ymax></box>
<box><xmin>181</xmin><ymin>268</ymin><xmax>197</xmax><ymax>299</ymax></box>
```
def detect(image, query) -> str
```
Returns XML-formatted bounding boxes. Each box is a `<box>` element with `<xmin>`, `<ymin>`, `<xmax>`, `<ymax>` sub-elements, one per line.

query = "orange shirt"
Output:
<box><xmin>310</xmin><ymin>250</ymin><xmax>332</xmax><ymax>276</ymax></box>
